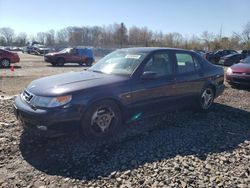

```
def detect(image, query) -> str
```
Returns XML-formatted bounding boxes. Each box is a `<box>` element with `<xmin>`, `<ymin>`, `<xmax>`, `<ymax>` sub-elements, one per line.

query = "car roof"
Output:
<box><xmin>118</xmin><ymin>47</ymin><xmax>192</xmax><ymax>53</ymax></box>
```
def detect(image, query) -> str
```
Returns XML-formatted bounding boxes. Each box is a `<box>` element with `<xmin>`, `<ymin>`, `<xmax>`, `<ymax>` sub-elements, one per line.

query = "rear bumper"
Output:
<box><xmin>14</xmin><ymin>95</ymin><xmax>82</xmax><ymax>137</ymax></box>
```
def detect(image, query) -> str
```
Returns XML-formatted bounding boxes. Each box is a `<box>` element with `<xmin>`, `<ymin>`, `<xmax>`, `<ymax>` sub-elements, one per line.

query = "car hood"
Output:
<box><xmin>231</xmin><ymin>63</ymin><xmax>250</xmax><ymax>73</ymax></box>
<box><xmin>38</xmin><ymin>47</ymin><xmax>50</xmax><ymax>50</ymax></box>
<box><xmin>26</xmin><ymin>71</ymin><xmax>129</xmax><ymax>96</ymax></box>
<box><xmin>46</xmin><ymin>52</ymin><xmax>65</xmax><ymax>56</ymax></box>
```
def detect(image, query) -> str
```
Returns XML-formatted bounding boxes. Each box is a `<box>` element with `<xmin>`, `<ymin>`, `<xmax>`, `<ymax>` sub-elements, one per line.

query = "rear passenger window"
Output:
<box><xmin>176</xmin><ymin>53</ymin><xmax>200</xmax><ymax>74</ymax></box>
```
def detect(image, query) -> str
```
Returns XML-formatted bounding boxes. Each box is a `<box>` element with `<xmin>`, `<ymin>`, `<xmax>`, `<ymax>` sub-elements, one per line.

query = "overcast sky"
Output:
<box><xmin>0</xmin><ymin>0</ymin><xmax>249</xmax><ymax>37</ymax></box>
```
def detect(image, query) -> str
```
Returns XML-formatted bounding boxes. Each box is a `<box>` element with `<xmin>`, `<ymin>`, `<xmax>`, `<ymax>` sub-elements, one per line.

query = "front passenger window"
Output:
<box><xmin>143</xmin><ymin>52</ymin><xmax>172</xmax><ymax>76</ymax></box>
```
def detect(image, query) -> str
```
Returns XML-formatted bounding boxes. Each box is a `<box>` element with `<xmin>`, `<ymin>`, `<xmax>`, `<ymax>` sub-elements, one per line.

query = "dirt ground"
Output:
<box><xmin>0</xmin><ymin>52</ymin><xmax>99</xmax><ymax>96</ymax></box>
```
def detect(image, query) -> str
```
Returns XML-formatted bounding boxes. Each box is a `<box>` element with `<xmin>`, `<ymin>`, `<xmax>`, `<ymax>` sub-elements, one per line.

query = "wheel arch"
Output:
<box><xmin>201</xmin><ymin>80</ymin><xmax>216</xmax><ymax>95</ymax></box>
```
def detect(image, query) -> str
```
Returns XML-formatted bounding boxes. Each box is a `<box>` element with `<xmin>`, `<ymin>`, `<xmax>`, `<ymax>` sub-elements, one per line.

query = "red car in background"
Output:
<box><xmin>226</xmin><ymin>56</ymin><xmax>250</xmax><ymax>86</ymax></box>
<box><xmin>0</xmin><ymin>49</ymin><xmax>20</xmax><ymax>68</ymax></box>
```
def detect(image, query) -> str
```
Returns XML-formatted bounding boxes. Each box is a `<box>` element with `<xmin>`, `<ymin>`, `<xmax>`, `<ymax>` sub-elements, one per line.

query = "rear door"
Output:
<box><xmin>173</xmin><ymin>51</ymin><xmax>204</xmax><ymax>103</ymax></box>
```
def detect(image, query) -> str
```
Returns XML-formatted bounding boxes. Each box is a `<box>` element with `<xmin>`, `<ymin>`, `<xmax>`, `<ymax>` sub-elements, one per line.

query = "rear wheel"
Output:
<box><xmin>0</xmin><ymin>59</ymin><xmax>10</xmax><ymax>68</ymax></box>
<box><xmin>57</xmin><ymin>58</ymin><xmax>65</xmax><ymax>66</ymax></box>
<box><xmin>86</xmin><ymin>59</ymin><xmax>93</xmax><ymax>66</ymax></box>
<box><xmin>198</xmin><ymin>87</ymin><xmax>215</xmax><ymax>111</ymax></box>
<box><xmin>79</xmin><ymin>62</ymin><xmax>84</xmax><ymax>66</ymax></box>
<box><xmin>81</xmin><ymin>100</ymin><xmax>122</xmax><ymax>140</ymax></box>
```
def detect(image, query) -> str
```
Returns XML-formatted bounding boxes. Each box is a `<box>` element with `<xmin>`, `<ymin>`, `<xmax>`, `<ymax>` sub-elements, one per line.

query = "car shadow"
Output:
<box><xmin>19</xmin><ymin>103</ymin><xmax>250</xmax><ymax>180</ymax></box>
<box><xmin>0</xmin><ymin>65</ymin><xmax>22</xmax><ymax>69</ymax></box>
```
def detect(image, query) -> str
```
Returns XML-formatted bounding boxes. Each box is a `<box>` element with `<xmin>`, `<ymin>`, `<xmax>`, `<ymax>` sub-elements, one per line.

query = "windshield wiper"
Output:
<box><xmin>89</xmin><ymin>69</ymin><xmax>105</xmax><ymax>74</ymax></box>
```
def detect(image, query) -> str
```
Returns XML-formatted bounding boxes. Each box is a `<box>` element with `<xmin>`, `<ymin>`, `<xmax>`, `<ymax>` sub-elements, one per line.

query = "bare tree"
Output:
<box><xmin>0</xmin><ymin>27</ymin><xmax>15</xmax><ymax>45</ymax></box>
<box><xmin>56</xmin><ymin>28</ymin><xmax>69</xmax><ymax>45</ymax></box>
<box><xmin>242</xmin><ymin>21</ymin><xmax>250</xmax><ymax>49</ymax></box>
<box><xmin>46</xmin><ymin>29</ymin><xmax>55</xmax><ymax>46</ymax></box>
<box><xmin>15</xmin><ymin>32</ymin><xmax>27</xmax><ymax>46</ymax></box>
<box><xmin>114</xmin><ymin>22</ymin><xmax>128</xmax><ymax>48</ymax></box>
<box><xmin>36</xmin><ymin>32</ymin><xmax>47</xmax><ymax>44</ymax></box>
<box><xmin>201</xmin><ymin>31</ymin><xmax>215</xmax><ymax>50</ymax></box>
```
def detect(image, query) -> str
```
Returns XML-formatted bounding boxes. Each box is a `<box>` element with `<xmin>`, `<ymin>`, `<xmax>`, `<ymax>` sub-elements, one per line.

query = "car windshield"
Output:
<box><xmin>34</xmin><ymin>44</ymin><xmax>45</xmax><ymax>48</ymax></box>
<box><xmin>88</xmin><ymin>50</ymin><xmax>147</xmax><ymax>76</ymax></box>
<box><xmin>59</xmin><ymin>48</ymin><xmax>72</xmax><ymax>53</ymax></box>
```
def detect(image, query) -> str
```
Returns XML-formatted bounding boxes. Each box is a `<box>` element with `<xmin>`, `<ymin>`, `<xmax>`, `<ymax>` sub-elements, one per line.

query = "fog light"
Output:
<box><xmin>37</xmin><ymin>125</ymin><xmax>47</xmax><ymax>131</ymax></box>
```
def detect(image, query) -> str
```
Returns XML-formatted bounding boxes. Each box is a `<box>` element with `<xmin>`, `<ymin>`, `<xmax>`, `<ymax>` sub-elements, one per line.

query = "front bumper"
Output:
<box><xmin>226</xmin><ymin>74</ymin><xmax>250</xmax><ymax>86</ymax></box>
<box><xmin>14</xmin><ymin>95</ymin><xmax>82</xmax><ymax>136</ymax></box>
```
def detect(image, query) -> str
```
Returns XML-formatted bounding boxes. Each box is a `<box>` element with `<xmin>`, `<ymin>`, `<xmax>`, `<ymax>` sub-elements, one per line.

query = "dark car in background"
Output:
<box><xmin>241</xmin><ymin>50</ymin><xmax>250</xmax><ymax>57</ymax></box>
<box><xmin>0</xmin><ymin>49</ymin><xmax>20</xmax><ymax>68</ymax></box>
<box><xmin>22</xmin><ymin>44</ymin><xmax>50</xmax><ymax>55</ymax></box>
<box><xmin>226</xmin><ymin>56</ymin><xmax>250</xmax><ymax>86</ymax></box>
<box><xmin>44</xmin><ymin>47</ymin><xmax>94</xmax><ymax>66</ymax></box>
<box><xmin>218</xmin><ymin>53</ymin><xmax>244</xmax><ymax>66</ymax></box>
<box><xmin>14</xmin><ymin>47</ymin><xmax>224</xmax><ymax>138</ymax></box>
<box><xmin>206</xmin><ymin>49</ymin><xmax>237</xmax><ymax>64</ymax></box>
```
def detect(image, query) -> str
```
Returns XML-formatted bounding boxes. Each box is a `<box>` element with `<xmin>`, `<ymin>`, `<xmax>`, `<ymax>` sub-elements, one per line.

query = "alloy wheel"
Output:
<box><xmin>201</xmin><ymin>88</ymin><xmax>214</xmax><ymax>109</ymax></box>
<box><xmin>1</xmin><ymin>59</ymin><xmax>10</xmax><ymax>67</ymax></box>
<box><xmin>91</xmin><ymin>106</ymin><xmax>115</xmax><ymax>134</ymax></box>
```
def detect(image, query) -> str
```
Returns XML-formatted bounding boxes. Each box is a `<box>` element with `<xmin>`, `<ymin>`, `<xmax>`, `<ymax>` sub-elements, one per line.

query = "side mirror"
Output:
<box><xmin>141</xmin><ymin>71</ymin><xmax>157</xmax><ymax>80</ymax></box>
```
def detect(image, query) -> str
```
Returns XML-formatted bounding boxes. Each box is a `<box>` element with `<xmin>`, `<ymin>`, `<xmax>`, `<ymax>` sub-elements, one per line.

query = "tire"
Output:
<box><xmin>57</xmin><ymin>58</ymin><xmax>65</xmax><ymax>66</ymax></box>
<box><xmin>86</xmin><ymin>59</ymin><xmax>93</xmax><ymax>66</ymax></box>
<box><xmin>197</xmin><ymin>86</ymin><xmax>215</xmax><ymax>111</ymax></box>
<box><xmin>0</xmin><ymin>59</ymin><xmax>11</xmax><ymax>68</ymax></box>
<box><xmin>79</xmin><ymin>62</ymin><xmax>84</xmax><ymax>66</ymax></box>
<box><xmin>81</xmin><ymin>100</ymin><xmax>122</xmax><ymax>140</ymax></box>
<box><xmin>51</xmin><ymin>63</ymin><xmax>56</xmax><ymax>67</ymax></box>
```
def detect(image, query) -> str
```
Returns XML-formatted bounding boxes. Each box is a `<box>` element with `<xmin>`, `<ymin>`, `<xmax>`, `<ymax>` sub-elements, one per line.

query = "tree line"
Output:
<box><xmin>0</xmin><ymin>21</ymin><xmax>250</xmax><ymax>51</ymax></box>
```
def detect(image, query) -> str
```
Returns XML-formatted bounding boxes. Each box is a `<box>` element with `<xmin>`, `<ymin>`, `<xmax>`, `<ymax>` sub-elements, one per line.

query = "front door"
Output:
<box><xmin>129</xmin><ymin>51</ymin><xmax>176</xmax><ymax>117</ymax></box>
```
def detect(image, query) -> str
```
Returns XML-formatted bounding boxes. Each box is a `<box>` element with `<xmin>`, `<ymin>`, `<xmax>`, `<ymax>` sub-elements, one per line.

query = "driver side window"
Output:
<box><xmin>143</xmin><ymin>52</ymin><xmax>173</xmax><ymax>76</ymax></box>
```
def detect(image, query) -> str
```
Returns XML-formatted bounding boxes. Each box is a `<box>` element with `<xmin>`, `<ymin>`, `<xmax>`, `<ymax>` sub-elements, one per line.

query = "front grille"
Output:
<box><xmin>232</xmin><ymin>77</ymin><xmax>250</xmax><ymax>83</ymax></box>
<box><xmin>233</xmin><ymin>72</ymin><xmax>250</xmax><ymax>75</ymax></box>
<box><xmin>22</xmin><ymin>90</ymin><xmax>34</xmax><ymax>103</ymax></box>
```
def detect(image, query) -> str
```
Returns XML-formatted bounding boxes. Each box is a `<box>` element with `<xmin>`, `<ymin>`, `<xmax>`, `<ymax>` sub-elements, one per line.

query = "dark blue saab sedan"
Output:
<box><xmin>14</xmin><ymin>48</ymin><xmax>224</xmax><ymax>138</ymax></box>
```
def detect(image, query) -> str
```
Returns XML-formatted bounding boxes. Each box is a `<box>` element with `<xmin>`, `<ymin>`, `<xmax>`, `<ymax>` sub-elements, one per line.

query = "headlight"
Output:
<box><xmin>226</xmin><ymin>67</ymin><xmax>233</xmax><ymax>75</ymax></box>
<box><xmin>31</xmin><ymin>95</ymin><xmax>72</xmax><ymax>108</ymax></box>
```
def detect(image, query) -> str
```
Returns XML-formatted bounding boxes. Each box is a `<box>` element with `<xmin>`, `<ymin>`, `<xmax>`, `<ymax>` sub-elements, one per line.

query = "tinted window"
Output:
<box><xmin>176</xmin><ymin>53</ymin><xmax>200</xmax><ymax>74</ymax></box>
<box><xmin>143</xmin><ymin>52</ymin><xmax>173</xmax><ymax>76</ymax></box>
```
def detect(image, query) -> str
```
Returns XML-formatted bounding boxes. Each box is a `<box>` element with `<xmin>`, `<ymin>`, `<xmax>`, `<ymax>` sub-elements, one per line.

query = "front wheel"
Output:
<box><xmin>198</xmin><ymin>87</ymin><xmax>215</xmax><ymax>111</ymax></box>
<box><xmin>81</xmin><ymin>100</ymin><xmax>122</xmax><ymax>140</ymax></box>
<box><xmin>0</xmin><ymin>59</ymin><xmax>10</xmax><ymax>68</ymax></box>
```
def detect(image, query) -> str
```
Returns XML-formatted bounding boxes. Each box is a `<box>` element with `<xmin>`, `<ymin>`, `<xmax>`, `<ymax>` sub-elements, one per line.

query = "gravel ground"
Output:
<box><xmin>0</xmin><ymin>84</ymin><xmax>250</xmax><ymax>187</ymax></box>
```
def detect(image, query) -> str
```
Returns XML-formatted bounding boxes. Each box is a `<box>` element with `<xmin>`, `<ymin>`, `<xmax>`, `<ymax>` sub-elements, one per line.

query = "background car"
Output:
<box><xmin>218</xmin><ymin>53</ymin><xmax>244</xmax><ymax>66</ymax></box>
<box><xmin>0</xmin><ymin>49</ymin><xmax>20</xmax><ymax>68</ymax></box>
<box><xmin>44</xmin><ymin>47</ymin><xmax>94</xmax><ymax>66</ymax></box>
<box><xmin>241</xmin><ymin>50</ymin><xmax>250</xmax><ymax>57</ymax></box>
<box><xmin>226</xmin><ymin>56</ymin><xmax>250</xmax><ymax>86</ymax></box>
<box><xmin>206</xmin><ymin>49</ymin><xmax>237</xmax><ymax>64</ymax></box>
<box><xmin>22</xmin><ymin>44</ymin><xmax>50</xmax><ymax>55</ymax></box>
<box><xmin>14</xmin><ymin>47</ymin><xmax>224</xmax><ymax>139</ymax></box>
